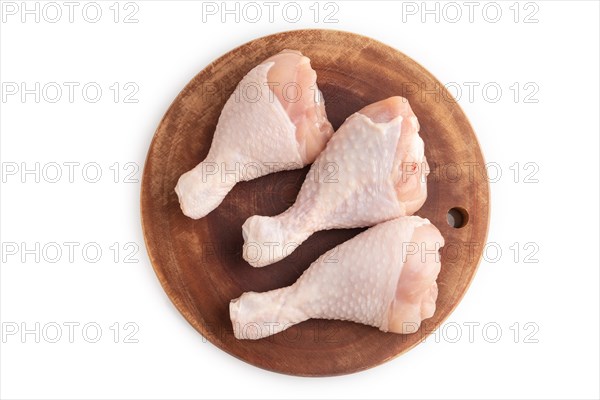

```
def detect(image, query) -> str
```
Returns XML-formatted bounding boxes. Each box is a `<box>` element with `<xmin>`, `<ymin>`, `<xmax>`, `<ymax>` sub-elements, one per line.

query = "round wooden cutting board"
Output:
<box><xmin>141</xmin><ymin>29</ymin><xmax>490</xmax><ymax>376</ymax></box>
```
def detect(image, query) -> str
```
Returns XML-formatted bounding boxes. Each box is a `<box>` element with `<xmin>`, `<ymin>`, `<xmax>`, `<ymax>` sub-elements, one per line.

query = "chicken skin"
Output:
<box><xmin>175</xmin><ymin>50</ymin><xmax>334</xmax><ymax>219</ymax></box>
<box><xmin>231</xmin><ymin>216</ymin><xmax>444</xmax><ymax>340</ymax></box>
<box><xmin>242</xmin><ymin>96</ymin><xmax>429</xmax><ymax>267</ymax></box>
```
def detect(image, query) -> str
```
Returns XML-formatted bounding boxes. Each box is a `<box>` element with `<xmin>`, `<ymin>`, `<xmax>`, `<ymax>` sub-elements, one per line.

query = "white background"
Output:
<box><xmin>1</xmin><ymin>1</ymin><xmax>599</xmax><ymax>399</ymax></box>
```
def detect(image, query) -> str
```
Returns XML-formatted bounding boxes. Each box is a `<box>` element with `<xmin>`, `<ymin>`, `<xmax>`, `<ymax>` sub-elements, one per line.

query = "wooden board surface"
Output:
<box><xmin>141</xmin><ymin>29</ymin><xmax>490</xmax><ymax>376</ymax></box>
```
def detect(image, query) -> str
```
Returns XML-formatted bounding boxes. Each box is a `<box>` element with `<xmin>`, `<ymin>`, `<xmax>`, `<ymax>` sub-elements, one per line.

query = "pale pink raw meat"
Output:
<box><xmin>175</xmin><ymin>50</ymin><xmax>334</xmax><ymax>219</ymax></box>
<box><xmin>242</xmin><ymin>96</ymin><xmax>429</xmax><ymax>267</ymax></box>
<box><xmin>230</xmin><ymin>216</ymin><xmax>444</xmax><ymax>340</ymax></box>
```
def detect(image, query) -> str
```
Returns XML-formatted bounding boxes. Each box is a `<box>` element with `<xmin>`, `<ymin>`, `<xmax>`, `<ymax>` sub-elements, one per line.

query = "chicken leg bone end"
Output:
<box><xmin>242</xmin><ymin>215</ymin><xmax>310</xmax><ymax>267</ymax></box>
<box><xmin>175</xmin><ymin>163</ymin><xmax>235</xmax><ymax>219</ymax></box>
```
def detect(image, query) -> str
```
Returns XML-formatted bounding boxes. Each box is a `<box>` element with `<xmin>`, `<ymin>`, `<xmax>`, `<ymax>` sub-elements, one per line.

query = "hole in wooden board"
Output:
<box><xmin>447</xmin><ymin>207</ymin><xmax>469</xmax><ymax>229</ymax></box>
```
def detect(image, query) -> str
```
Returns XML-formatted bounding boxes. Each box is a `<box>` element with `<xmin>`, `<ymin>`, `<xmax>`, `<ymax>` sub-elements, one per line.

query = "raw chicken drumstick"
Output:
<box><xmin>231</xmin><ymin>216</ymin><xmax>444</xmax><ymax>340</ymax></box>
<box><xmin>175</xmin><ymin>50</ymin><xmax>334</xmax><ymax>219</ymax></box>
<box><xmin>242</xmin><ymin>96</ymin><xmax>429</xmax><ymax>267</ymax></box>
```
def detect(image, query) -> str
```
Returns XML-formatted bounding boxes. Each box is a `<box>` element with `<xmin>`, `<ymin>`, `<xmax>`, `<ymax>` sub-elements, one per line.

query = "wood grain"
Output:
<box><xmin>141</xmin><ymin>29</ymin><xmax>490</xmax><ymax>376</ymax></box>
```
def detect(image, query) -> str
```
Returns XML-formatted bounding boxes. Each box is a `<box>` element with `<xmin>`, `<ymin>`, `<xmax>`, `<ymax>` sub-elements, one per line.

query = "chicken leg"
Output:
<box><xmin>242</xmin><ymin>96</ymin><xmax>429</xmax><ymax>267</ymax></box>
<box><xmin>230</xmin><ymin>216</ymin><xmax>444</xmax><ymax>340</ymax></box>
<box><xmin>175</xmin><ymin>50</ymin><xmax>334</xmax><ymax>219</ymax></box>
